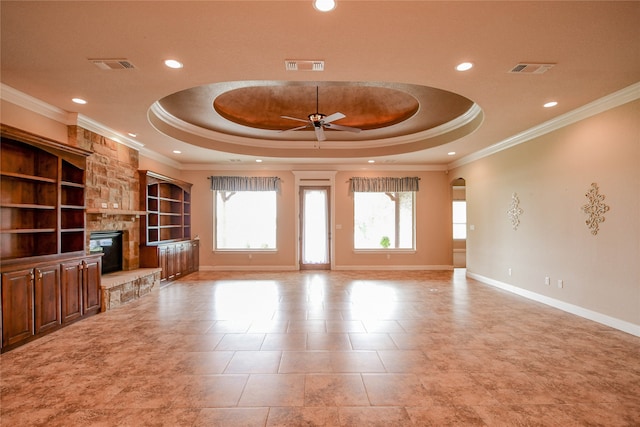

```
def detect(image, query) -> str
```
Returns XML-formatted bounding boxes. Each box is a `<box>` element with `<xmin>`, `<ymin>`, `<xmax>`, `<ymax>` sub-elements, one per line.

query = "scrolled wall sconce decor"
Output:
<box><xmin>581</xmin><ymin>183</ymin><xmax>610</xmax><ymax>235</ymax></box>
<box><xmin>507</xmin><ymin>192</ymin><xmax>524</xmax><ymax>230</ymax></box>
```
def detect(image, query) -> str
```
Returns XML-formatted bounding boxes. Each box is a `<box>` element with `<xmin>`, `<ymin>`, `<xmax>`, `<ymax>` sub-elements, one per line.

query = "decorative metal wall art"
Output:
<box><xmin>507</xmin><ymin>192</ymin><xmax>524</xmax><ymax>230</ymax></box>
<box><xmin>581</xmin><ymin>183</ymin><xmax>610</xmax><ymax>235</ymax></box>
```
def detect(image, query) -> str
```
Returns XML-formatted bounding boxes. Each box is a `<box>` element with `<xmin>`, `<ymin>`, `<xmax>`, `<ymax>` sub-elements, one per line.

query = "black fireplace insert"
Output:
<box><xmin>89</xmin><ymin>231</ymin><xmax>123</xmax><ymax>274</ymax></box>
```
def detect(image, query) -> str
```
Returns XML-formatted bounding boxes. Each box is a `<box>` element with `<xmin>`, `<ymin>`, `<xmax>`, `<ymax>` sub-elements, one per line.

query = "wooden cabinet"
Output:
<box><xmin>1</xmin><ymin>268</ymin><xmax>34</xmax><ymax>348</ymax></box>
<box><xmin>140</xmin><ymin>240</ymin><xmax>199</xmax><ymax>284</ymax></box>
<box><xmin>1</xmin><ymin>255</ymin><xmax>101</xmax><ymax>351</ymax></box>
<box><xmin>139</xmin><ymin>171</ymin><xmax>197</xmax><ymax>283</ymax></box>
<box><xmin>0</xmin><ymin>125</ymin><xmax>100</xmax><ymax>352</ymax></box>
<box><xmin>60</xmin><ymin>260</ymin><xmax>84</xmax><ymax>324</ymax></box>
<box><xmin>34</xmin><ymin>264</ymin><xmax>61</xmax><ymax>335</ymax></box>
<box><xmin>60</xmin><ymin>257</ymin><xmax>102</xmax><ymax>324</ymax></box>
<box><xmin>83</xmin><ymin>257</ymin><xmax>101</xmax><ymax>316</ymax></box>
<box><xmin>1</xmin><ymin>125</ymin><xmax>90</xmax><ymax>261</ymax></box>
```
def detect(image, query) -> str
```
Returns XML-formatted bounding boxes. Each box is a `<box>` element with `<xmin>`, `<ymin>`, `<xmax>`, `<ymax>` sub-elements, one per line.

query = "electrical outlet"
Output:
<box><xmin>557</xmin><ymin>279</ymin><xmax>563</xmax><ymax>288</ymax></box>
<box><xmin>545</xmin><ymin>277</ymin><xmax>550</xmax><ymax>285</ymax></box>
<box><xmin>508</xmin><ymin>268</ymin><xmax>512</xmax><ymax>276</ymax></box>
<box><xmin>101</xmin><ymin>202</ymin><xmax>108</xmax><ymax>209</ymax></box>
<box><xmin>112</xmin><ymin>202</ymin><xmax>119</xmax><ymax>209</ymax></box>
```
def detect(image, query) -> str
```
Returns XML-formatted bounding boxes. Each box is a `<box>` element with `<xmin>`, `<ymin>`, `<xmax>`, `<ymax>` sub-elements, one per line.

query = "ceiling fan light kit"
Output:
<box><xmin>280</xmin><ymin>87</ymin><xmax>361</xmax><ymax>142</ymax></box>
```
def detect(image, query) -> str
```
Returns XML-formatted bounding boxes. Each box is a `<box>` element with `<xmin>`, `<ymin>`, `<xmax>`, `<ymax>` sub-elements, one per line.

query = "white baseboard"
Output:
<box><xmin>333</xmin><ymin>265</ymin><xmax>453</xmax><ymax>271</ymax></box>
<box><xmin>200</xmin><ymin>264</ymin><xmax>454</xmax><ymax>272</ymax></box>
<box><xmin>467</xmin><ymin>272</ymin><xmax>640</xmax><ymax>337</ymax></box>
<box><xmin>199</xmin><ymin>265</ymin><xmax>298</xmax><ymax>271</ymax></box>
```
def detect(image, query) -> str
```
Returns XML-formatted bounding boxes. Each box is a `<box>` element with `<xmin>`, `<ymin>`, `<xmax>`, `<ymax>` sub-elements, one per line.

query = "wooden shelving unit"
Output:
<box><xmin>139</xmin><ymin>170</ymin><xmax>192</xmax><ymax>245</ymax></box>
<box><xmin>139</xmin><ymin>170</ymin><xmax>198</xmax><ymax>283</ymax></box>
<box><xmin>1</xmin><ymin>125</ymin><xmax>90</xmax><ymax>261</ymax></box>
<box><xmin>0</xmin><ymin>124</ymin><xmax>101</xmax><ymax>352</ymax></box>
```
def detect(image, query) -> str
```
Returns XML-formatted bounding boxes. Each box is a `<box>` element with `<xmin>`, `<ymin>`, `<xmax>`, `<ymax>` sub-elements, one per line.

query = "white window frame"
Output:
<box><xmin>213</xmin><ymin>190</ymin><xmax>278</xmax><ymax>252</ymax></box>
<box><xmin>453</xmin><ymin>200</ymin><xmax>467</xmax><ymax>240</ymax></box>
<box><xmin>353</xmin><ymin>191</ymin><xmax>416</xmax><ymax>251</ymax></box>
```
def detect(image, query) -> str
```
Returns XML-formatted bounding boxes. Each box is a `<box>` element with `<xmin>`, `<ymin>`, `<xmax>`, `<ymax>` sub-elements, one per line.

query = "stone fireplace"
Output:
<box><xmin>69</xmin><ymin>126</ymin><xmax>142</xmax><ymax>271</ymax></box>
<box><xmin>69</xmin><ymin>126</ymin><xmax>160</xmax><ymax>311</ymax></box>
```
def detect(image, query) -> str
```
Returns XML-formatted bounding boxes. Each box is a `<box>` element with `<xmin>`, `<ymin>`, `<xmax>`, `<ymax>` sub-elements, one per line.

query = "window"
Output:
<box><xmin>354</xmin><ymin>192</ymin><xmax>415</xmax><ymax>249</ymax></box>
<box><xmin>215</xmin><ymin>191</ymin><xmax>277</xmax><ymax>249</ymax></box>
<box><xmin>453</xmin><ymin>200</ymin><xmax>467</xmax><ymax>239</ymax></box>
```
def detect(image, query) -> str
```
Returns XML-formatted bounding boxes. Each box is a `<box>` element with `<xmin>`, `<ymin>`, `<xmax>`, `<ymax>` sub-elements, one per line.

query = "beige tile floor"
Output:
<box><xmin>1</xmin><ymin>270</ymin><xmax>639</xmax><ymax>426</ymax></box>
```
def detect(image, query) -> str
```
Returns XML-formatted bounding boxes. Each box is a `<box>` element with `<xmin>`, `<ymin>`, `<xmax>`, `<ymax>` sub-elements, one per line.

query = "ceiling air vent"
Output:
<box><xmin>90</xmin><ymin>59</ymin><xmax>136</xmax><ymax>70</ymax></box>
<box><xmin>285</xmin><ymin>60</ymin><xmax>324</xmax><ymax>71</ymax></box>
<box><xmin>509</xmin><ymin>63</ymin><xmax>555</xmax><ymax>74</ymax></box>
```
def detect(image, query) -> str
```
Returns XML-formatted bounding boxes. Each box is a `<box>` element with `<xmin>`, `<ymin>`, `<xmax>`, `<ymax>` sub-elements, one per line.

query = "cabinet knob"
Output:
<box><xmin>37</xmin><ymin>269</ymin><xmax>43</xmax><ymax>279</ymax></box>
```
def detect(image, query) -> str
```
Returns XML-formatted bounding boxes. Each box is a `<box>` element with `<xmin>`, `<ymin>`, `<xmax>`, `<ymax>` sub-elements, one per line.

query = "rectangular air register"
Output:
<box><xmin>90</xmin><ymin>59</ymin><xmax>136</xmax><ymax>70</ymax></box>
<box><xmin>285</xmin><ymin>60</ymin><xmax>324</xmax><ymax>71</ymax></box>
<box><xmin>509</xmin><ymin>63</ymin><xmax>555</xmax><ymax>74</ymax></box>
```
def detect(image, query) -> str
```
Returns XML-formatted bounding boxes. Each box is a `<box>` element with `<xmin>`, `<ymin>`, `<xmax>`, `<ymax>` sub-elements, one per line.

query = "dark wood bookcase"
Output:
<box><xmin>1</xmin><ymin>125</ymin><xmax>89</xmax><ymax>260</ymax></box>
<box><xmin>0</xmin><ymin>124</ymin><xmax>101</xmax><ymax>352</ymax></box>
<box><xmin>139</xmin><ymin>170</ymin><xmax>192</xmax><ymax>245</ymax></box>
<box><xmin>139</xmin><ymin>170</ymin><xmax>198</xmax><ymax>283</ymax></box>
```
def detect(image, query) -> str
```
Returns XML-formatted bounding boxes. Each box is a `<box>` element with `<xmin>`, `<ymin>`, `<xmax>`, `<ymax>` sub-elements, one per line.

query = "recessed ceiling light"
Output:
<box><xmin>72</xmin><ymin>98</ymin><xmax>87</xmax><ymax>104</ymax></box>
<box><xmin>368</xmin><ymin>160</ymin><xmax>375</xmax><ymax>163</ymax></box>
<box><xmin>456</xmin><ymin>62</ymin><xmax>473</xmax><ymax>72</ymax></box>
<box><xmin>256</xmin><ymin>159</ymin><xmax>263</xmax><ymax>163</ymax></box>
<box><xmin>164</xmin><ymin>59</ymin><xmax>183</xmax><ymax>69</ymax></box>
<box><xmin>543</xmin><ymin>101</ymin><xmax>558</xmax><ymax>108</ymax></box>
<box><xmin>448</xmin><ymin>151</ymin><xmax>456</xmax><ymax>156</ymax></box>
<box><xmin>314</xmin><ymin>0</ymin><xmax>336</xmax><ymax>12</ymax></box>
<box><xmin>172</xmin><ymin>150</ymin><xmax>182</xmax><ymax>154</ymax></box>
<box><xmin>128</xmin><ymin>132</ymin><xmax>137</xmax><ymax>138</ymax></box>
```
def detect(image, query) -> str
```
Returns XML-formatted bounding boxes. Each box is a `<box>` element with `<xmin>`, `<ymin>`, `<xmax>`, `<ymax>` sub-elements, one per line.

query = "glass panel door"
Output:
<box><xmin>300</xmin><ymin>186</ymin><xmax>330</xmax><ymax>270</ymax></box>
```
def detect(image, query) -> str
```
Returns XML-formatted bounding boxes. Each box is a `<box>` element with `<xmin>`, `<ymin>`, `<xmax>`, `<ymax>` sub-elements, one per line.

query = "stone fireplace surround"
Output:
<box><xmin>68</xmin><ymin>126</ymin><xmax>160</xmax><ymax>309</ymax></box>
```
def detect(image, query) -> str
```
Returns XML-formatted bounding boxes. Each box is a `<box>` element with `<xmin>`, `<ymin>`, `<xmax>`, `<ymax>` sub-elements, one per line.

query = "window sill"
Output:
<box><xmin>214</xmin><ymin>249</ymin><xmax>278</xmax><ymax>253</ymax></box>
<box><xmin>353</xmin><ymin>249</ymin><xmax>416</xmax><ymax>254</ymax></box>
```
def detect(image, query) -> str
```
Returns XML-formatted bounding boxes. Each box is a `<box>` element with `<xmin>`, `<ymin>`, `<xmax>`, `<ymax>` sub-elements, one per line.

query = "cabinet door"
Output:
<box><xmin>175</xmin><ymin>243</ymin><xmax>185</xmax><ymax>278</ymax></box>
<box><xmin>1</xmin><ymin>269</ymin><xmax>34</xmax><ymax>347</ymax></box>
<box><xmin>191</xmin><ymin>241</ymin><xmax>199</xmax><ymax>273</ymax></box>
<box><xmin>166</xmin><ymin>245</ymin><xmax>176</xmax><ymax>280</ymax></box>
<box><xmin>60</xmin><ymin>260</ymin><xmax>83</xmax><ymax>323</ymax></box>
<box><xmin>34</xmin><ymin>264</ymin><xmax>61</xmax><ymax>334</ymax></box>
<box><xmin>82</xmin><ymin>258</ymin><xmax>101</xmax><ymax>316</ymax></box>
<box><xmin>158</xmin><ymin>246</ymin><xmax>168</xmax><ymax>282</ymax></box>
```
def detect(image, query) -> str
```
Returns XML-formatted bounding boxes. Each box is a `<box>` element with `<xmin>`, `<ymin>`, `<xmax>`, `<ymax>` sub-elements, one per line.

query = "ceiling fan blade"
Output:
<box><xmin>279</xmin><ymin>124</ymin><xmax>310</xmax><ymax>133</ymax></box>
<box><xmin>314</xmin><ymin>126</ymin><xmax>326</xmax><ymax>141</ymax></box>
<box><xmin>322</xmin><ymin>112</ymin><xmax>346</xmax><ymax>124</ymax></box>
<box><xmin>325</xmin><ymin>123</ymin><xmax>362</xmax><ymax>133</ymax></box>
<box><xmin>281</xmin><ymin>115</ymin><xmax>309</xmax><ymax>123</ymax></box>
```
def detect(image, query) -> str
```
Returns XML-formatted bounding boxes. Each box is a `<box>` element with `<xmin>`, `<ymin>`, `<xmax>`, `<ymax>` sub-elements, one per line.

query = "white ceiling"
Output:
<box><xmin>1</xmin><ymin>1</ymin><xmax>639</xmax><ymax>169</ymax></box>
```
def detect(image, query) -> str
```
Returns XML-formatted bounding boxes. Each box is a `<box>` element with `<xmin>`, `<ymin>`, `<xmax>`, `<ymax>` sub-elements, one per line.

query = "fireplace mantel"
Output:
<box><xmin>86</xmin><ymin>208</ymin><xmax>146</xmax><ymax>219</ymax></box>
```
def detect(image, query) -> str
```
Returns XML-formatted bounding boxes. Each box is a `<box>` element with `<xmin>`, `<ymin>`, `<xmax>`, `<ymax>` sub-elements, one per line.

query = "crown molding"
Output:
<box><xmin>179</xmin><ymin>162</ymin><xmax>448</xmax><ymax>172</ymax></box>
<box><xmin>448</xmin><ymin>81</ymin><xmax>640</xmax><ymax>169</ymax></box>
<box><xmin>1</xmin><ymin>83</ymin><xmax>73</xmax><ymax>124</ymax></box>
<box><xmin>1</xmin><ymin>83</ymin><xmax>181</xmax><ymax>169</ymax></box>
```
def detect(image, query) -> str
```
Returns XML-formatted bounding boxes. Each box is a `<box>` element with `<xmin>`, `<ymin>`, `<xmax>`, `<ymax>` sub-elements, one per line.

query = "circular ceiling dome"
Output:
<box><xmin>148</xmin><ymin>81</ymin><xmax>482</xmax><ymax>158</ymax></box>
<box><xmin>214</xmin><ymin>85</ymin><xmax>420</xmax><ymax>131</ymax></box>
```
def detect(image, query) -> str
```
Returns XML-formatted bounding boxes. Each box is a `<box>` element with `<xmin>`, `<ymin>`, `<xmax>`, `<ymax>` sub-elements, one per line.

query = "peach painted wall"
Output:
<box><xmin>138</xmin><ymin>154</ymin><xmax>182</xmax><ymax>179</ymax></box>
<box><xmin>333</xmin><ymin>170</ymin><xmax>453</xmax><ymax>269</ymax></box>
<box><xmin>180</xmin><ymin>169</ymin><xmax>298</xmax><ymax>270</ymax></box>
<box><xmin>451</xmin><ymin>99</ymin><xmax>640</xmax><ymax>328</ymax></box>
<box><xmin>1</xmin><ymin>99</ymin><xmax>68</xmax><ymax>143</ymax></box>
<box><xmin>178</xmin><ymin>168</ymin><xmax>454</xmax><ymax>271</ymax></box>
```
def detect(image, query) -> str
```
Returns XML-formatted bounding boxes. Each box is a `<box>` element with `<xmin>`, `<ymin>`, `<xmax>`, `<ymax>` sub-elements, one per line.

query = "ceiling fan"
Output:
<box><xmin>280</xmin><ymin>87</ymin><xmax>361</xmax><ymax>141</ymax></box>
